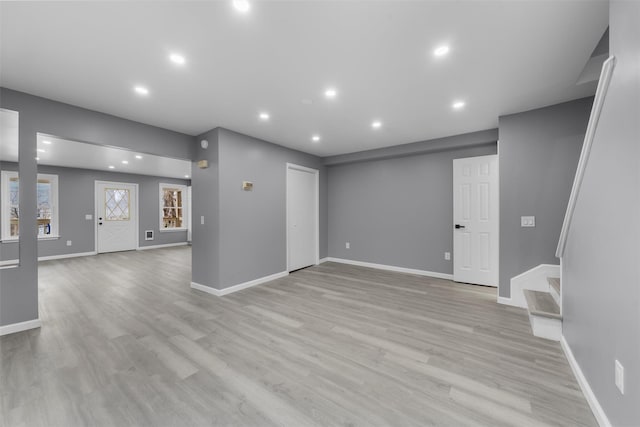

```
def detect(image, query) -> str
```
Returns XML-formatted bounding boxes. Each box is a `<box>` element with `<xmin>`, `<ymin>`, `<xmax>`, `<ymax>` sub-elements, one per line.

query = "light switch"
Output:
<box><xmin>521</xmin><ymin>216</ymin><xmax>535</xmax><ymax>227</ymax></box>
<box><xmin>200</xmin><ymin>215</ymin><xmax>205</xmax><ymax>225</ymax></box>
<box><xmin>85</xmin><ymin>214</ymin><xmax>93</xmax><ymax>220</ymax></box>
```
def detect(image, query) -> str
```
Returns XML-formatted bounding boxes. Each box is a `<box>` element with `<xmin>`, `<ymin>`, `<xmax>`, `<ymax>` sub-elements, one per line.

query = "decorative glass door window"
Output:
<box><xmin>105</xmin><ymin>188</ymin><xmax>130</xmax><ymax>221</ymax></box>
<box><xmin>159</xmin><ymin>183</ymin><xmax>187</xmax><ymax>230</ymax></box>
<box><xmin>1</xmin><ymin>171</ymin><xmax>58</xmax><ymax>240</ymax></box>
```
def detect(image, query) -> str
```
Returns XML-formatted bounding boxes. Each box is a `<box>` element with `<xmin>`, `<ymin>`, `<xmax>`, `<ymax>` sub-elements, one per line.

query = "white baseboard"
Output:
<box><xmin>2</xmin><ymin>251</ymin><xmax>98</xmax><ymax>266</ymax></box>
<box><xmin>38</xmin><ymin>251</ymin><xmax>97</xmax><ymax>262</ymax></box>
<box><xmin>561</xmin><ymin>336</ymin><xmax>611</xmax><ymax>427</ymax></box>
<box><xmin>191</xmin><ymin>270</ymin><xmax>289</xmax><ymax>297</ymax></box>
<box><xmin>0</xmin><ymin>318</ymin><xmax>41</xmax><ymax>337</ymax></box>
<box><xmin>325</xmin><ymin>257</ymin><xmax>453</xmax><ymax>280</ymax></box>
<box><xmin>507</xmin><ymin>264</ymin><xmax>560</xmax><ymax>308</ymax></box>
<box><xmin>319</xmin><ymin>257</ymin><xmax>329</xmax><ymax>264</ymax></box>
<box><xmin>137</xmin><ymin>242</ymin><xmax>188</xmax><ymax>251</ymax></box>
<box><xmin>497</xmin><ymin>296</ymin><xmax>513</xmax><ymax>306</ymax></box>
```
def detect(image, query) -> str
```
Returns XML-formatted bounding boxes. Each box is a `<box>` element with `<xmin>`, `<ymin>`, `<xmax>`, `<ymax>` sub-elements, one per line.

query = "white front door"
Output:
<box><xmin>453</xmin><ymin>155</ymin><xmax>499</xmax><ymax>286</ymax></box>
<box><xmin>287</xmin><ymin>164</ymin><xmax>319</xmax><ymax>271</ymax></box>
<box><xmin>96</xmin><ymin>181</ymin><xmax>138</xmax><ymax>253</ymax></box>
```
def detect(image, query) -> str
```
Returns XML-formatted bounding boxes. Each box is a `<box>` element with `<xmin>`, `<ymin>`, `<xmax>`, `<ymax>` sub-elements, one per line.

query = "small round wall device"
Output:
<box><xmin>200</xmin><ymin>139</ymin><xmax>209</xmax><ymax>149</ymax></box>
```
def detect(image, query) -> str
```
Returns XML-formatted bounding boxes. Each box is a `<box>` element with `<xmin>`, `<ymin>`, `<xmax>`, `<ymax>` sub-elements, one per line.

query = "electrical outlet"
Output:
<box><xmin>615</xmin><ymin>360</ymin><xmax>625</xmax><ymax>394</ymax></box>
<box><xmin>66</xmin><ymin>240</ymin><xmax>72</xmax><ymax>246</ymax></box>
<box><xmin>445</xmin><ymin>252</ymin><xmax>451</xmax><ymax>260</ymax></box>
<box><xmin>521</xmin><ymin>216</ymin><xmax>536</xmax><ymax>227</ymax></box>
<box><xmin>200</xmin><ymin>216</ymin><xmax>204</xmax><ymax>225</ymax></box>
<box><xmin>85</xmin><ymin>214</ymin><xmax>92</xmax><ymax>220</ymax></box>
<box><xmin>345</xmin><ymin>242</ymin><xmax>350</xmax><ymax>249</ymax></box>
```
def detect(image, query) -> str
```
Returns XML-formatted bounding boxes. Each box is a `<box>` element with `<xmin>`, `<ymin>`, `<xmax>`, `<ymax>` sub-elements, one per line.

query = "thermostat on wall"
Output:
<box><xmin>242</xmin><ymin>181</ymin><xmax>253</xmax><ymax>191</ymax></box>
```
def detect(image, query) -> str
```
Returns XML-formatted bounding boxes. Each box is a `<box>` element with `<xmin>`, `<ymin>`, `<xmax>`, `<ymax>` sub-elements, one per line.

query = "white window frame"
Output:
<box><xmin>1</xmin><ymin>171</ymin><xmax>59</xmax><ymax>241</ymax></box>
<box><xmin>159</xmin><ymin>182</ymin><xmax>188</xmax><ymax>232</ymax></box>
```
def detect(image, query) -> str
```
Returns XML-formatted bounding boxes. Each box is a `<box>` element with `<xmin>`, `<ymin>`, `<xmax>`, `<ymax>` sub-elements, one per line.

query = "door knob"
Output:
<box><xmin>455</xmin><ymin>224</ymin><xmax>465</xmax><ymax>229</ymax></box>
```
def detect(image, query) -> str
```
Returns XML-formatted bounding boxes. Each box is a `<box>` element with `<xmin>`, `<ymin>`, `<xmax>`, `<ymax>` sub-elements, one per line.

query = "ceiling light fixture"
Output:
<box><xmin>233</xmin><ymin>0</ymin><xmax>250</xmax><ymax>13</ymax></box>
<box><xmin>169</xmin><ymin>53</ymin><xmax>186</xmax><ymax>65</ymax></box>
<box><xmin>108</xmin><ymin>165</ymin><xmax>115</xmax><ymax>169</ymax></box>
<box><xmin>259</xmin><ymin>112</ymin><xmax>270</xmax><ymax>120</ymax></box>
<box><xmin>452</xmin><ymin>100</ymin><xmax>466</xmax><ymax>110</ymax></box>
<box><xmin>324</xmin><ymin>88</ymin><xmax>337</xmax><ymax>99</ymax></box>
<box><xmin>371</xmin><ymin>121</ymin><xmax>382</xmax><ymax>129</ymax></box>
<box><xmin>185</xmin><ymin>175</ymin><xmax>190</xmax><ymax>178</ymax></box>
<box><xmin>122</xmin><ymin>160</ymin><xmax>129</xmax><ymax>164</ymax></box>
<box><xmin>37</xmin><ymin>148</ymin><xmax>45</xmax><ymax>153</ymax></box>
<box><xmin>35</xmin><ymin>157</ymin><xmax>40</xmax><ymax>161</ymax></box>
<box><xmin>312</xmin><ymin>135</ymin><xmax>321</xmax><ymax>142</ymax></box>
<box><xmin>434</xmin><ymin>45</ymin><xmax>450</xmax><ymax>57</ymax></box>
<box><xmin>135</xmin><ymin>155</ymin><xmax>143</xmax><ymax>159</ymax></box>
<box><xmin>42</xmin><ymin>140</ymin><xmax>52</xmax><ymax>145</ymax></box>
<box><xmin>134</xmin><ymin>86</ymin><xmax>149</xmax><ymax>96</ymax></box>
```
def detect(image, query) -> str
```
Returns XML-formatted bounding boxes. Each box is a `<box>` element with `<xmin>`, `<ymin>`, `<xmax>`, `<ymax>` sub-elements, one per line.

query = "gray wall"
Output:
<box><xmin>0</xmin><ymin>162</ymin><xmax>189</xmax><ymax>261</ymax></box>
<box><xmin>562</xmin><ymin>0</ymin><xmax>639</xmax><ymax>424</ymax></box>
<box><xmin>0</xmin><ymin>88</ymin><xmax>194</xmax><ymax>327</ymax></box>
<box><xmin>191</xmin><ymin>128</ymin><xmax>220</xmax><ymax>289</ymax></box>
<box><xmin>327</xmin><ymin>142</ymin><xmax>496</xmax><ymax>275</ymax></box>
<box><xmin>191</xmin><ymin>127</ymin><xmax>327</xmax><ymax>290</ymax></box>
<box><xmin>498</xmin><ymin>97</ymin><xmax>592</xmax><ymax>298</ymax></box>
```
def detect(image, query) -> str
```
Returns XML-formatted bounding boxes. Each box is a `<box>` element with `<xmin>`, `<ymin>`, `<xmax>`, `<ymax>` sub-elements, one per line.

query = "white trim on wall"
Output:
<box><xmin>325</xmin><ymin>257</ymin><xmax>453</xmax><ymax>280</ymax></box>
<box><xmin>1</xmin><ymin>250</ymin><xmax>97</xmax><ymax>266</ymax></box>
<box><xmin>191</xmin><ymin>270</ymin><xmax>289</xmax><ymax>297</ymax></box>
<box><xmin>0</xmin><ymin>318</ymin><xmax>41</xmax><ymax>337</ymax></box>
<box><xmin>561</xmin><ymin>336</ymin><xmax>612</xmax><ymax>427</ymax></box>
<box><xmin>137</xmin><ymin>242</ymin><xmax>188</xmax><ymax>251</ymax></box>
<box><xmin>499</xmin><ymin>263</ymin><xmax>560</xmax><ymax>308</ymax></box>
<box><xmin>556</xmin><ymin>56</ymin><xmax>616</xmax><ymax>258</ymax></box>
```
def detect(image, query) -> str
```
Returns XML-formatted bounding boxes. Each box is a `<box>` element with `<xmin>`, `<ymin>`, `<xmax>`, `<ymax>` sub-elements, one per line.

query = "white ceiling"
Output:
<box><xmin>0</xmin><ymin>1</ymin><xmax>608</xmax><ymax>157</ymax></box>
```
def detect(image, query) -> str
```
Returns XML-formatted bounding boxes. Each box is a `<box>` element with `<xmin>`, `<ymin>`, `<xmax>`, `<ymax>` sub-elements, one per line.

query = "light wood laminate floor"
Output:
<box><xmin>1</xmin><ymin>247</ymin><xmax>596</xmax><ymax>426</ymax></box>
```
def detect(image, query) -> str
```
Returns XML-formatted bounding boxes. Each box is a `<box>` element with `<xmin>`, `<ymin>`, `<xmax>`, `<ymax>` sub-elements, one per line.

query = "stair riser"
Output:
<box><xmin>529</xmin><ymin>314</ymin><xmax>562</xmax><ymax>341</ymax></box>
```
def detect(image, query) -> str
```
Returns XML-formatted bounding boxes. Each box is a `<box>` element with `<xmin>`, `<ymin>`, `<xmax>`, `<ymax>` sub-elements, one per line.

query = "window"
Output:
<box><xmin>159</xmin><ymin>183</ymin><xmax>187</xmax><ymax>231</ymax></box>
<box><xmin>1</xmin><ymin>171</ymin><xmax>59</xmax><ymax>240</ymax></box>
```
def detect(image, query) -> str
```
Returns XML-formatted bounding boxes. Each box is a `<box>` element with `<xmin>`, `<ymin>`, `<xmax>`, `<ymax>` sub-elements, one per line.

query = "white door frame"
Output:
<box><xmin>452</xmin><ymin>154</ymin><xmax>499</xmax><ymax>286</ymax></box>
<box><xmin>285</xmin><ymin>163</ymin><xmax>320</xmax><ymax>271</ymax></box>
<box><xmin>94</xmin><ymin>180</ymin><xmax>139</xmax><ymax>253</ymax></box>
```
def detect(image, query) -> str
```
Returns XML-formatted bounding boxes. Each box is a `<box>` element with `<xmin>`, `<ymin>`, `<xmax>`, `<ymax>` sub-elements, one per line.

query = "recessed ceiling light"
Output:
<box><xmin>312</xmin><ymin>135</ymin><xmax>321</xmax><ymax>142</ymax></box>
<box><xmin>452</xmin><ymin>100</ymin><xmax>466</xmax><ymax>110</ymax></box>
<box><xmin>42</xmin><ymin>140</ymin><xmax>52</xmax><ymax>145</ymax></box>
<box><xmin>108</xmin><ymin>165</ymin><xmax>115</xmax><ymax>169</ymax></box>
<box><xmin>371</xmin><ymin>121</ymin><xmax>382</xmax><ymax>129</ymax></box>
<box><xmin>169</xmin><ymin>53</ymin><xmax>186</xmax><ymax>65</ymax></box>
<box><xmin>122</xmin><ymin>160</ymin><xmax>129</xmax><ymax>164</ymax></box>
<box><xmin>259</xmin><ymin>112</ymin><xmax>270</xmax><ymax>120</ymax></box>
<box><xmin>434</xmin><ymin>45</ymin><xmax>450</xmax><ymax>57</ymax></box>
<box><xmin>184</xmin><ymin>175</ymin><xmax>190</xmax><ymax>178</ymax></box>
<box><xmin>37</xmin><ymin>148</ymin><xmax>45</xmax><ymax>153</ymax></box>
<box><xmin>324</xmin><ymin>88</ymin><xmax>337</xmax><ymax>99</ymax></box>
<box><xmin>135</xmin><ymin>155</ymin><xmax>143</xmax><ymax>159</ymax></box>
<box><xmin>134</xmin><ymin>86</ymin><xmax>149</xmax><ymax>96</ymax></box>
<box><xmin>35</xmin><ymin>157</ymin><xmax>40</xmax><ymax>161</ymax></box>
<box><xmin>233</xmin><ymin>0</ymin><xmax>250</xmax><ymax>13</ymax></box>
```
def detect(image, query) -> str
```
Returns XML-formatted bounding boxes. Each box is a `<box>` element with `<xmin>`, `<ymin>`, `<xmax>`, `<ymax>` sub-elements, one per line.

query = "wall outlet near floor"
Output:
<box><xmin>66</xmin><ymin>240</ymin><xmax>72</xmax><ymax>246</ymax></box>
<box><xmin>521</xmin><ymin>216</ymin><xmax>536</xmax><ymax>227</ymax></box>
<box><xmin>345</xmin><ymin>242</ymin><xmax>350</xmax><ymax>249</ymax></box>
<box><xmin>615</xmin><ymin>360</ymin><xmax>625</xmax><ymax>394</ymax></box>
<box><xmin>445</xmin><ymin>252</ymin><xmax>451</xmax><ymax>260</ymax></box>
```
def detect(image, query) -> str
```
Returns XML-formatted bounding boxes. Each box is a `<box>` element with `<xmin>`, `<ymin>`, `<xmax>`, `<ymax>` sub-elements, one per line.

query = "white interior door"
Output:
<box><xmin>453</xmin><ymin>155</ymin><xmax>499</xmax><ymax>286</ymax></box>
<box><xmin>287</xmin><ymin>164</ymin><xmax>319</xmax><ymax>271</ymax></box>
<box><xmin>96</xmin><ymin>181</ymin><xmax>138</xmax><ymax>253</ymax></box>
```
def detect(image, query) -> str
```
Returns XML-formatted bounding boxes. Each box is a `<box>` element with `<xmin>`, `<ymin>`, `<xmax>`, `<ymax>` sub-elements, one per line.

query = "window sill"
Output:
<box><xmin>159</xmin><ymin>228</ymin><xmax>187</xmax><ymax>233</ymax></box>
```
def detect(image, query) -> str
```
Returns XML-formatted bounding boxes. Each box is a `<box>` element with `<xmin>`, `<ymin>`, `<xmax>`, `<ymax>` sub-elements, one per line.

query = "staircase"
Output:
<box><xmin>524</xmin><ymin>277</ymin><xmax>562</xmax><ymax>341</ymax></box>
